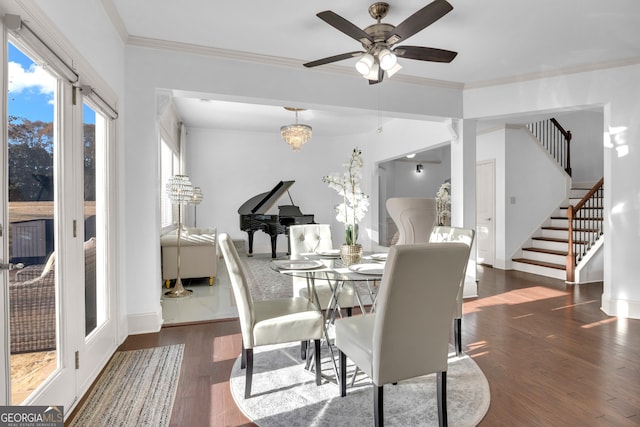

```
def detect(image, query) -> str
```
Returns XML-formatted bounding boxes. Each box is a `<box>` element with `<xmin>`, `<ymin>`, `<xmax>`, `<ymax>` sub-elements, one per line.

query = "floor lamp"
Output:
<box><xmin>165</xmin><ymin>175</ymin><xmax>194</xmax><ymax>298</ymax></box>
<box><xmin>191</xmin><ymin>186</ymin><xmax>203</xmax><ymax>227</ymax></box>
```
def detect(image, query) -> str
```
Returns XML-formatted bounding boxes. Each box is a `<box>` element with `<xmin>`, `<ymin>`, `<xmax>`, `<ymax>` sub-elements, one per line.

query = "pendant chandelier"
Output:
<box><xmin>281</xmin><ymin>107</ymin><xmax>312</xmax><ymax>151</ymax></box>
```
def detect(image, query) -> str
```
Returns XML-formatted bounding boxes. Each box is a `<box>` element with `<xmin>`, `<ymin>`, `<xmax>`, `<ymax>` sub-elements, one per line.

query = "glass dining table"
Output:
<box><xmin>270</xmin><ymin>251</ymin><xmax>388</xmax><ymax>381</ymax></box>
<box><xmin>270</xmin><ymin>252</ymin><xmax>387</xmax><ymax>315</ymax></box>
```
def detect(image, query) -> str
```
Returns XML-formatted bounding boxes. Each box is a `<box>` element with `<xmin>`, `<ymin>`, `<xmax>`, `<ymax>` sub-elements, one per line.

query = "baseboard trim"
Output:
<box><xmin>601</xmin><ymin>295</ymin><xmax>640</xmax><ymax>319</ymax></box>
<box><xmin>463</xmin><ymin>278</ymin><xmax>478</xmax><ymax>299</ymax></box>
<box><xmin>127</xmin><ymin>311</ymin><xmax>163</xmax><ymax>335</ymax></box>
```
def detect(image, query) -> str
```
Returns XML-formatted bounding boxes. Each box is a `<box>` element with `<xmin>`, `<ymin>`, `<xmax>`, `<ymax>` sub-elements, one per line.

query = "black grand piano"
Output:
<box><xmin>238</xmin><ymin>180</ymin><xmax>315</xmax><ymax>258</ymax></box>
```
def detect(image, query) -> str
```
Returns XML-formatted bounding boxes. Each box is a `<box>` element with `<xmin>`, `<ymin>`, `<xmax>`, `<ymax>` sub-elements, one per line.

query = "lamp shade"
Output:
<box><xmin>191</xmin><ymin>186</ymin><xmax>204</xmax><ymax>205</ymax></box>
<box><xmin>355</xmin><ymin>53</ymin><xmax>375</xmax><ymax>75</ymax></box>
<box><xmin>362</xmin><ymin>62</ymin><xmax>380</xmax><ymax>81</ymax></box>
<box><xmin>387</xmin><ymin>62</ymin><xmax>403</xmax><ymax>78</ymax></box>
<box><xmin>378</xmin><ymin>49</ymin><xmax>397</xmax><ymax>71</ymax></box>
<box><xmin>166</xmin><ymin>175</ymin><xmax>194</xmax><ymax>204</ymax></box>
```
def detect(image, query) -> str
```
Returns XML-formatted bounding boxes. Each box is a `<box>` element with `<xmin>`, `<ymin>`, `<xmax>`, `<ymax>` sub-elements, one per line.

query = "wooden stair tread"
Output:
<box><xmin>512</xmin><ymin>258</ymin><xmax>566</xmax><ymax>270</ymax></box>
<box><xmin>542</xmin><ymin>226</ymin><xmax>599</xmax><ymax>232</ymax></box>
<box><xmin>522</xmin><ymin>247</ymin><xmax>567</xmax><ymax>256</ymax></box>
<box><xmin>550</xmin><ymin>216</ymin><xmax>603</xmax><ymax>221</ymax></box>
<box><xmin>560</xmin><ymin>206</ymin><xmax>603</xmax><ymax>209</ymax></box>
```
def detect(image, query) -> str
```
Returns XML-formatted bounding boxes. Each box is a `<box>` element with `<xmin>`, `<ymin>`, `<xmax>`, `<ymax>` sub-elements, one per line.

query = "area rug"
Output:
<box><xmin>230</xmin><ymin>342</ymin><xmax>490</xmax><ymax>426</ymax></box>
<box><xmin>69</xmin><ymin>344</ymin><xmax>184</xmax><ymax>427</ymax></box>
<box><xmin>239</xmin><ymin>253</ymin><xmax>292</xmax><ymax>300</ymax></box>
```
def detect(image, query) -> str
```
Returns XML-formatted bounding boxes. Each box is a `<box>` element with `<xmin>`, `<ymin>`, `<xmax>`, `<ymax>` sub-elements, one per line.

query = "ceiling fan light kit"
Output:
<box><xmin>356</xmin><ymin>53</ymin><xmax>375</xmax><ymax>75</ymax></box>
<box><xmin>378</xmin><ymin>48</ymin><xmax>397</xmax><ymax>70</ymax></box>
<box><xmin>304</xmin><ymin>0</ymin><xmax>457</xmax><ymax>84</ymax></box>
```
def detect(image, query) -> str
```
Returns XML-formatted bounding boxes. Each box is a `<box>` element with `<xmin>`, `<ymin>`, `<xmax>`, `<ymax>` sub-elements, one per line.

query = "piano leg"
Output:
<box><xmin>270</xmin><ymin>235</ymin><xmax>278</xmax><ymax>259</ymax></box>
<box><xmin>247</xmin><ymin>230</ymin><xmax>255</xmax><ymax>257</ymax></box>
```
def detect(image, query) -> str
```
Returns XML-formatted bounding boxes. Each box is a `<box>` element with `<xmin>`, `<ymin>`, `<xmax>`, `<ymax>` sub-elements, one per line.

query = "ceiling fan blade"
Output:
<box><xmin>394</xmin><ymin>46</ymin><xmax>458</xmax><ymax>63</ymax></box>
<box><xmin>303</xmin><ymin>51</ymin><xmax>364</xmax><ymax>68</ymax></box>
<box><xmin>317</xmin><ymin>11</ymin><xmax>374</xmax><ymax>46</ymax></box>
<box><xmin>386</xmin><ymin>0</ymin><xmax>453</xmax><ymax>45</ymax></box>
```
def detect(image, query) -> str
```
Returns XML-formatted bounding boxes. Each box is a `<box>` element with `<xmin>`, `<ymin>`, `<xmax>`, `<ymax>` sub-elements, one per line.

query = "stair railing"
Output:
<box><xmin>526</xmin><ymin>118</ymin><xmax>573</xmax><ymax>176</ymax></box>
<box><xmin>566</xmin><ymin>178</ymin><xmax>604</xmax><ymax>282</ymax></box>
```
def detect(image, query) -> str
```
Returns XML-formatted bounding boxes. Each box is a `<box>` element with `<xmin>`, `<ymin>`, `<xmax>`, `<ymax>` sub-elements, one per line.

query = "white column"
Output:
<box><xmin>450</xmin><ymin>119</ymin><xmax>478</xmax><ymax>297</ymax></box>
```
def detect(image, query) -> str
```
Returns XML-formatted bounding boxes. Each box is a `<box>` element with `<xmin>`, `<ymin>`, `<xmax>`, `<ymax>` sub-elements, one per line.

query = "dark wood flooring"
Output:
<box><xmin>69</xmin><ymin>265</ymin><xmax>640</xmax><ymax>426</ymax></box>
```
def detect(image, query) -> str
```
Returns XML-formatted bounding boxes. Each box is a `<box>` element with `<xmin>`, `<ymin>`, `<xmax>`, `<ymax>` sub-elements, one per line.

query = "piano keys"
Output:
<box><xmin>238</xmin><ymin>181</ymin><xmax>315</xmax><ymax>258</ymax></box>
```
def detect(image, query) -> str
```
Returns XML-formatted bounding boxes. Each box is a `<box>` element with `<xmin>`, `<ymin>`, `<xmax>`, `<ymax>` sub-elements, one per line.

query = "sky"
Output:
<box><xmin>8</xmin><ymin>42</ymin><xmax>94</xmax><ymax>124</ymax></box>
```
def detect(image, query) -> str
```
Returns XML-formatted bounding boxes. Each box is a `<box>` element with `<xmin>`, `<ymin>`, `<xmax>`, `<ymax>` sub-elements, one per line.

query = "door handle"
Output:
<box><xmin>0</xmin><ymin>262</ymin><xmax>24</xmax><ymax>271</ymax></box>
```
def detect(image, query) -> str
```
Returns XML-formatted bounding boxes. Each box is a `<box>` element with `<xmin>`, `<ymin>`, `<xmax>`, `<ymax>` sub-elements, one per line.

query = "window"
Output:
<box><xmin>160</xmin><ymin>137</ymin><xmax>179</xmax><ymax>227</ymax></box>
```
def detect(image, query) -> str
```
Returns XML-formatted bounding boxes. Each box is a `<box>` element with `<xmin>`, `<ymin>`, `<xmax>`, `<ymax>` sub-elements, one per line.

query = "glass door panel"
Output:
<box><xmin>82</xmin><ymin>103</ymin><xmax>105</xmax><ymax>337</ymax></box>
<box><xmin>7</xmin><ymin>42</ymin><xmax>59</xmax><ymax>404</ymax></box>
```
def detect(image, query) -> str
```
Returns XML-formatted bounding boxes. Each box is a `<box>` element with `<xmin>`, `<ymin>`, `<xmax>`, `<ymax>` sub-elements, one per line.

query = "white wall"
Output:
<box><xmin>557</xmin><ymin>110</ymin><xmax>604</xmax><ymax>184</ymax></box>
<box><xmin>465</xmin><ymin>64</ymin><xmax>640</xmax><ymax>319</ymax></box>
<box><xmin>387</xmin><ymin>146</ymin><xmax>451</xmax><ymax>199</ymax></box>
<box><xmin>186</xmin><ymin>127</ymin><xmax>353</xmax><ymax>255</ymax></box>
<box><xmin>33</xmin><ymin>0</ymin><xmax>124</xmax><ymax>97</ymax></box>
<box><xmin>504</xmin><ymin>127</ymin><xmax>569</xmax><ymax>261</ymax></box>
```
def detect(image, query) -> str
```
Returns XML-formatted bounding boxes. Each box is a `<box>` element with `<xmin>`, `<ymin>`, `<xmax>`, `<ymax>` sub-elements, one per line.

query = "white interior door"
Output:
<box><xmin>476</xmin><ymin>160</ymin><xmax>495</xmax><ymax>266</ymax></box>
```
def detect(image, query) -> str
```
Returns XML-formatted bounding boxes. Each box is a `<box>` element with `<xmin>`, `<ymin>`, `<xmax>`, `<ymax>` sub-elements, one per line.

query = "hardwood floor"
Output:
<box><xmin>75</xmin><ymin>266</ymin><xmax>640</xmax><ymax>426</ymax></box>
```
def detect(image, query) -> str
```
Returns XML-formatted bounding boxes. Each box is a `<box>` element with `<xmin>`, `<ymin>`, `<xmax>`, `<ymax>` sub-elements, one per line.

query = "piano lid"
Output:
<box><xmin>238</xmin><ymin>180</ymin><xmax>295</xmax><ymax>215</ymax></box>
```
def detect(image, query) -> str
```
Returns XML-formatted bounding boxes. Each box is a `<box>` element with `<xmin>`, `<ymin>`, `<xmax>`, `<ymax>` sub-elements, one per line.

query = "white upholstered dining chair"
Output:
<box><xmin>289</xmin><ymin>224</ymin><xmax>356</xmax><ymax>358</ymax></box>
<box><xmin>386</xmin><ymin>197</ymin><xmax>438</xmax><ymax>245</ymax></box>
<box><xmin>335</xmin><ymin>242</ymin><xmax>469</xmax><ymax>427</ymax></box>
<box><xmin>218</xmin><ymin>232</ymin><xmax>324</xmax><ymax>398</ymax></box>
<box><xmin>429</xmin><ymin>226</ymin><xmax>476</xmax><ymax>357</ymax></box>
<box><xmin>288</xmin><ymin>224</ymin><xmax>356</xmax><ymax>312</ymax></box>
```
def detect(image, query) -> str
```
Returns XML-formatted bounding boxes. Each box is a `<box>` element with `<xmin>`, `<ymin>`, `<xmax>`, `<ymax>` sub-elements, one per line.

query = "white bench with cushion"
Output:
<box><xmin>160</xmin><ymin>227</ymin><xmax>217</xmax><ymax>287</ymax></box>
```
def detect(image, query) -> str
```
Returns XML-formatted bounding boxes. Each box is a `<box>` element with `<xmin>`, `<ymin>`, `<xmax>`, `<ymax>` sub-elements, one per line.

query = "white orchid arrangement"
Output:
<box><xmin>436</xmin><ymin>181</ymin><xmax>451</xmax><ymax>226</ymax></box>
<box><xmin>322</xmin><ymin>147</ymin><xmax>370</xmax><ymax>245</ymax></box>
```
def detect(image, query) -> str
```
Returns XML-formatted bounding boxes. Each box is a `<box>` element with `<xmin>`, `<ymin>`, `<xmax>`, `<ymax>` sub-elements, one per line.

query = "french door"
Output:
<box><xmin>1</xmin><ymin>21</ymin><xmax>118</xmax><ymax>412</ymax></box>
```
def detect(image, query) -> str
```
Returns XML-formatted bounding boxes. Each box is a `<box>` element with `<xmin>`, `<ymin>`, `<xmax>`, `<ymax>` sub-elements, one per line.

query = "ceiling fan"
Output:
<box><xmin>303</xmin><ymin>0</ymin><xmax>457</xmax><ymax>84</ymax></box>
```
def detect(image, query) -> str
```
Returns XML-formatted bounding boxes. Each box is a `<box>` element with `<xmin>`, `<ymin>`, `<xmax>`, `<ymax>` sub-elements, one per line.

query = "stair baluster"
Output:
<box><xmin>566</xmin><ymin>178</ymin><xmax>604</xmax><ymax>282</ymax></box>
<box><xmin>526</xmin><ymin>118</ymin><xmax>573</xmax><ymax>176</ymax></box>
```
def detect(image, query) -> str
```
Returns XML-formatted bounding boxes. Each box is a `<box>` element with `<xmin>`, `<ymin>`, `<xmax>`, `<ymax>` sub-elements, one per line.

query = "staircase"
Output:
<box><xmin>512</xmin><ymin>185</ymin><xmax>603</xmax><ymax>281</ymax></box>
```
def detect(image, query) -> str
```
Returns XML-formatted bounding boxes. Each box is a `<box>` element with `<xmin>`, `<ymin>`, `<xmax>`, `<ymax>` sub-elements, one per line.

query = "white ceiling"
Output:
<box><xmin>108</xmin><ymin>0</ymin><xmax>640</xmax><ymax>133</ymax></box>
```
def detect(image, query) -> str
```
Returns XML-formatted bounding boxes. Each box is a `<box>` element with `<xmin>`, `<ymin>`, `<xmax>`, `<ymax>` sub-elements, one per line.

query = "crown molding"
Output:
<box><xmin>126</xmin><ymin>35</ymin><xmax>464</xmax><ymax>90</ymax></box>
<box><xmin>101</xmin><ymin>0</ymin><xmax>128</xmax><ymax>43</ymax></box>
<box><xmin>464</xmin><ymin>56</ymin><xmax>640</xmax><ymax>90</ymax></box>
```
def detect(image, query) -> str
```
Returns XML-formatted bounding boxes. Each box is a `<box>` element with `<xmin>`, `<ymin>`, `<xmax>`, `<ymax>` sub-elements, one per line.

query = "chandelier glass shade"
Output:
<box><xmin>190</xmin><ymin>186</ymin><xmax>203</xmax><ymax>205</ymax></box>
<box><xmin>190</xmin><ymin>186</ymin><xmax>204</xmax><ymax>227</ymax></box>
<box><xmin>281</xmin><ymin>108</ymin><xmax>312</xmax><ymax>151</ymax></box>
<box><xmin>166</xmin><ymin>175</ymin><xmax>194</xmax><ymax>204</ymax></box>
